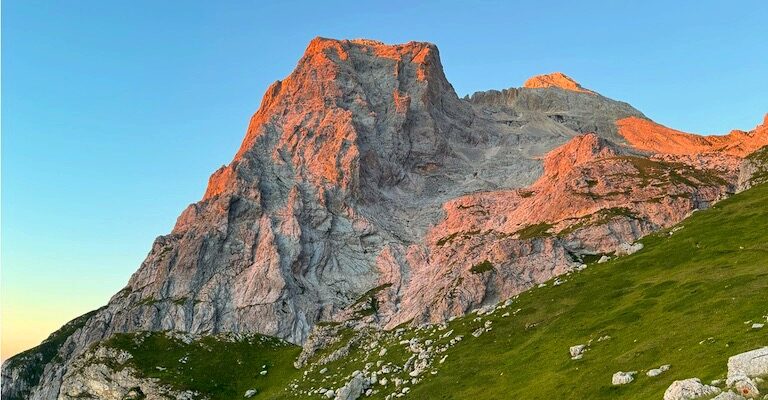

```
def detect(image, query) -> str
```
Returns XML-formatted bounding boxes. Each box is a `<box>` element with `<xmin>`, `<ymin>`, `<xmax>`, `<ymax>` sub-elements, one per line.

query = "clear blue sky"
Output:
<box><xmin>2</xmin><ymin>0</ymin><xmax>767</xmax><ymax>359</ymax></box>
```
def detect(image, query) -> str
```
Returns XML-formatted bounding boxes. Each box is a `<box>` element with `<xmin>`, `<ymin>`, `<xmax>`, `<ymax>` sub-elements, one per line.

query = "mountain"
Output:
<box><xmin>50</xmin><ymin>180</ymin><xmax>768</xmax><ymax>400</ymax></box>
<box><xmin>3</xmin><ymin>37</ymin><xmax>767</xmax><ymax>400</ymax></box>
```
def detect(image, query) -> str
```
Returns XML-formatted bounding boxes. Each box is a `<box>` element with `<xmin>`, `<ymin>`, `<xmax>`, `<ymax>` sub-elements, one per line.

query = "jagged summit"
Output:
<box><xmin>523</xmin><ymin>72</ymin><xmax>595</xmax><ymax>94</ymax></box>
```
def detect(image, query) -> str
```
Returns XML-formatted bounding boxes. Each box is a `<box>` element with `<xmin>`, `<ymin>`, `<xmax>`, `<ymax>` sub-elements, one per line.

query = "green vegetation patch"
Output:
<box><xmin>615</xmin><ymin>156</ymin><xmax>728</xmax><ymax>188</ymax></box>
<box><xmin>102</xmin><ymin>332</ymin><xmax>301</xmax><ymax>400</ymax></box>
<box><xmin>516</xmin><ymin>222</ymin><xmax>554</xmax><ymax>240</ymax></box>
<box><xmin>470</xmin><ymin>260</ymin><xmax>495</xmax><ymax>274</ymax></box>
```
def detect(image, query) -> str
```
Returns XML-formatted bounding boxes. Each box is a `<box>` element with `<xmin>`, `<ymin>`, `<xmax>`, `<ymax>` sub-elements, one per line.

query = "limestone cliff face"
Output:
<box><xmin>4</xmin><ymin>37</ymin><xmax>767</xmax><ymax>399</ymax></box>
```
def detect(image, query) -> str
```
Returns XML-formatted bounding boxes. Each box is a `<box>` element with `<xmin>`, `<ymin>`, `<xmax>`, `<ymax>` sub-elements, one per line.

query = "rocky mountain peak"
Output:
<box><xmin>523</xmin><ymin>72</ymin><xmax>595</xmax><ymax>94</ymax></box>
<box><xmin>205</xmin><ymin>36</ymin><xmax>470</xmax><ymax>207</ymax></box>
<box><xmin>5</xmin><ymin>36</ymin><xmax>768</xmax><ymax>400</ymax></box>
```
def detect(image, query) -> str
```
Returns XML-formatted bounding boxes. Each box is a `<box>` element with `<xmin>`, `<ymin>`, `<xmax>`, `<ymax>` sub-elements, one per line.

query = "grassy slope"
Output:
<box><xmin>409</xmin><ymin>182</ymin><xmax>768</xmax><ymax>399</ymax></box>
<box><xmin>87</xmin><ymin>183</ymin><xmax>768</xmax><ymax>399</ymax></box>
<box><xmin>103</xmin><ymin>332</ymin><xmax>301</xmax><ymax>400</ymax></box>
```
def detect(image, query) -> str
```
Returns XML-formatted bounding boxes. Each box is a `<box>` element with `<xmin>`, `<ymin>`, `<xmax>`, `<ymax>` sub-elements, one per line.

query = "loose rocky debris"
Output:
<box><xmin>285</xmin><ymin>296</ymin><xmax>538</xmax><ymax>398</ymax></box>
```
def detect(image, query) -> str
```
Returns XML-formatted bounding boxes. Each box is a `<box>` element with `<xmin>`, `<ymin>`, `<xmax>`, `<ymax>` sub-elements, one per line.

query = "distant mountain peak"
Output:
<box><xmin>523</xmin><ymin>72</ymin><xmax>595</xmax><ymax>94</ymax></box>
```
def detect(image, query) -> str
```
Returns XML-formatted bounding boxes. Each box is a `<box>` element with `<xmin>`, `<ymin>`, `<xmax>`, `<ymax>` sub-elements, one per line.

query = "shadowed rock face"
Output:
<box><xmin>4</xmin><ymin>37</ymin><xmax>767</xmax><ymax>399</ymax></box>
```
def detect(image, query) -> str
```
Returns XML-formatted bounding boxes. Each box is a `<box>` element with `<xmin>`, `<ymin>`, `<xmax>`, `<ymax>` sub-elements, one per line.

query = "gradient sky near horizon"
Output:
<box><xmin>2</xmin><ymin>0</ymin><xmax>767</xmax><ymax>361</ymax></box>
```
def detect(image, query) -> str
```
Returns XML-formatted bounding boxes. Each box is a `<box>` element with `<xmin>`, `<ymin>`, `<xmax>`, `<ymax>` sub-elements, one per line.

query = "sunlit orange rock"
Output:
<box><xmin>617</xmin><ymin>115</ymin><xmax>768</xmax><ymax>157</ymax></box>
<box><xmin>523</xmin><ymin>72</ymin><xmax>595</xmax><ymax>94</ymax></box>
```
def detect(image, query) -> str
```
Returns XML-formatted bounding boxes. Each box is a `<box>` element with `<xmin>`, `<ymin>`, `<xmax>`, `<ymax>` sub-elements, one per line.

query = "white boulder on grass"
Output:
<box><xmin>616</xmin><ymin>242</ymin><xmax>643</xmax><ymax>256</ymax></box>
<box><xmin>663</xmin><ymin>378</ymin><xmax>720</xmax><ymax>400</ymax></box>
<box><xmin>647</xmin><ymin>364</ymin><xmax>671</xmax><ymax>377</ymax></box>
<box><xmin>726</xmin><ymin>347</ymin><xmax>768</xmax><ymax>395</ymax></box>
<box><xmin>569</xmin><ymin>344</ymin><xmax>586</xmax><ymax>358</ymax></box>
<box><xmin>612</xmin><ymin>371</ymin><xmax>636</xmax><ymax>385</ymax></box>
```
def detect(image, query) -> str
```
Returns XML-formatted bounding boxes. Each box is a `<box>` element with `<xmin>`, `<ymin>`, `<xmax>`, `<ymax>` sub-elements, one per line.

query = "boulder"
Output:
<box><xmin>712</xmin><ymin>392</ymin><xmax>746</xmax><ymax>400</ymax></box>
<box><xmin>730</xmin><ymin>377</ymin><xmax>759</xmax><ymax>398</ymax></box>
<box><xmin>647</xmin><ymin>364</ymin><xmax>671</xmax><ymax>377</ymax></box>
<box><xmin>663</xmin><ymin>378</ymin><xmax>720</xmax><ymax>400</ymax></box>
<box><xmin>616</xmin><ymin>242</ymin><xmax>643</xmax><ymax>256</ymax></box>
<box><xmin>335</xmin><ymin>372</ymin><xmax>367</xmax><ymax>400</ymax></box>
<box><xmin>727</xmin><ymin>347</ymin><xmax>768</xmax><ymax>387</ymax></box>
<box><xmin>612</xmin><ymin>371</ymin><xmax>636</xmax><ymax>385</ymax></box>
<box><xmin>570</xmin><ymin>344</ymin><xmax>587</xmax><ymax>358</ymax></box>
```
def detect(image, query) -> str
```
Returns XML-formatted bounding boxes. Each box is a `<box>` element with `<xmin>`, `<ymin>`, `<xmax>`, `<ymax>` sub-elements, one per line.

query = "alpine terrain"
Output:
<box><xmin>3</xmin><ymin>38</ymin><xmax>767</xmax><ymax>400</ymax></box>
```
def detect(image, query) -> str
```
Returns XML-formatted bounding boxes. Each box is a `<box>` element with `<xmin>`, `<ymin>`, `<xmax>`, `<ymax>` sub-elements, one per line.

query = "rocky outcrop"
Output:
<box><xmin>0</xmin><ymin>309</ymin><xmax>101</xmax><ymax>400</ymax></box>
<box><xmin>57</xmin><ymin>346</ymin><xmax>195</xmax><ymax>400</ymax></box>
<box><xmin>4</xmin><ymin>37</ymin><xmax>767</xmax><ymax>398</ymax></box>
<box><xmin>738</xmin><ymin>145</ymin><xmax>768</xmax><ymax>190</ymax></box>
